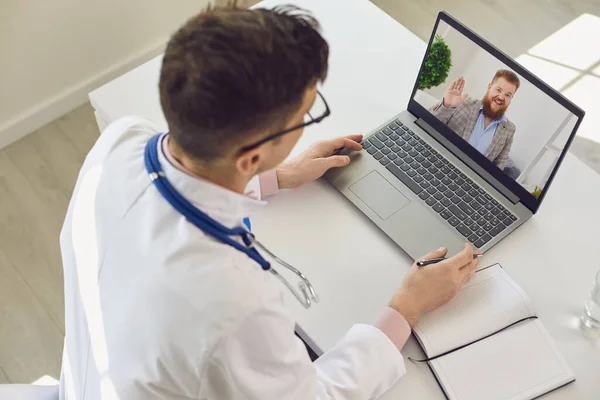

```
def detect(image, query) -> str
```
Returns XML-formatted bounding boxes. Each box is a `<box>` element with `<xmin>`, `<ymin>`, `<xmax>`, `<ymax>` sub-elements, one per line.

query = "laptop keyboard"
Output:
<box><xmin>362</xmin><ymin>120</ymin><xmax>518</xmax><ymax>249</ymax></box>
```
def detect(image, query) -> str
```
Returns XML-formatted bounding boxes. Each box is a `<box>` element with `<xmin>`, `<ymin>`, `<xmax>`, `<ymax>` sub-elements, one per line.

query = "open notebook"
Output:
<box><xmin>412</xmin><ymin>264</ymin><xmax>574</xmax><ymax>400</ymax></box>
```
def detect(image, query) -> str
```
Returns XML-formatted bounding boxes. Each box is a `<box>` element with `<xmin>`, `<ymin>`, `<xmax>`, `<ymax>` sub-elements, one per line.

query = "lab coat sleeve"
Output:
<box><xmin>200</xmin><ymin>299</ymin><xmax>406</xmax><ymax>399</ymax></box>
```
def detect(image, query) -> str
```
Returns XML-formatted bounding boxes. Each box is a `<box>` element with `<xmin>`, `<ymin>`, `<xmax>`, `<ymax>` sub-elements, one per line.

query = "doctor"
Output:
<box><xmin>59</xmin><ymin>4</ymin><xmax>479</xmax><ymax>400</ymax></box>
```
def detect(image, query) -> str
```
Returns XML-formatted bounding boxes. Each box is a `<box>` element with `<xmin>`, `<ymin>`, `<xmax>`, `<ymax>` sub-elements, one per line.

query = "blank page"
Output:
<box><xmin>431</xmin><ymin>320</ymin><xmax>574</xmax><ymax>400</ymax></box>
<box><xmin>414</xmin><ymin>264</ymin><xmax>534</xmax><ymax>356</ymax></box>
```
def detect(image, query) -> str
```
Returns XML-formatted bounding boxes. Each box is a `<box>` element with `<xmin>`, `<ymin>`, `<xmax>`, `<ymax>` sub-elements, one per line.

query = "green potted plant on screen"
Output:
<box><xmin>418</xmin><ymin>35</ymin><xmax>452</xmax><ymax>90</ymax></box>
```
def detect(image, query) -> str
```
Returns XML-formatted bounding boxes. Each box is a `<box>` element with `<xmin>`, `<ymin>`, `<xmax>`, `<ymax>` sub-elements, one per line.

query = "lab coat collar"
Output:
<box><xmin>156</xmin><ymin>135</ymin><xmax>267</xmax><ymax>227</ymax></box>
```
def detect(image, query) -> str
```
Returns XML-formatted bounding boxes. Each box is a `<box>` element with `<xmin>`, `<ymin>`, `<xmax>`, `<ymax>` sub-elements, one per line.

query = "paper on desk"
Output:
<box><xmin>413</xmin><ymin>264</ymin><xmax>535</xmax><ymax>357</ymax></box>
<box><xmin>432</xmin><ymin>319</ymin><xmax>574</xmax><ymax>400</ymax></box>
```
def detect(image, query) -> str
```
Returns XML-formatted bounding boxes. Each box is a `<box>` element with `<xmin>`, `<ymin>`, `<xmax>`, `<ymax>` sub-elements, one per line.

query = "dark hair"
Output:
<box><xmin>492</xmin><ymin>69</ymin><xmax>520</xmax><ymax>91</ymax></box>
<box><xmin>159</xmin><ymin>4</ymin><xmax>329</xmax><ymax>160</ymax></box>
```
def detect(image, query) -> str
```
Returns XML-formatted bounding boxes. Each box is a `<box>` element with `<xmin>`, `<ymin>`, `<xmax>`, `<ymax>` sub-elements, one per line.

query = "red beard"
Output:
<box><xmin>482</xmin><ymin>94</ymin><xmax>508</xmax><ymax>120</ymax></box>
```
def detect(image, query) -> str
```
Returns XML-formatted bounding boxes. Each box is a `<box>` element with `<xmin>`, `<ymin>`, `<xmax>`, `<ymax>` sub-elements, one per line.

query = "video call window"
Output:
<box><xmin>414</xmin><ymin>21</ymin><xmax>578</xmax><ymax>198</ymax></box>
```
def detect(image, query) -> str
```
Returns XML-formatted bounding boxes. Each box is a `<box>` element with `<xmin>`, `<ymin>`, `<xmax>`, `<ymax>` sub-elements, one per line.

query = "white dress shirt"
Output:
<box><xmin>59</xmin><ymin>116</ymin><xmax>408</xmax><ymax>400</ymax></box>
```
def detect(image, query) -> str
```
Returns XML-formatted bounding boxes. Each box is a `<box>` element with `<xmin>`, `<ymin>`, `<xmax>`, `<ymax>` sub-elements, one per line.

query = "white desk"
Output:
<box><xmin>89</xmin><ymin>0</ymin><xmax>600</xmax><ymax>398</ymax></box>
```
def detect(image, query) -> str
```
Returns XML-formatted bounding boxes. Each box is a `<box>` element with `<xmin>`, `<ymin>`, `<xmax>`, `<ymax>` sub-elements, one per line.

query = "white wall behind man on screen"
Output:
<box><xmin>427</xmin><ymin>20</ymin><xmax>477</xmax><ymax>100</ymax></box>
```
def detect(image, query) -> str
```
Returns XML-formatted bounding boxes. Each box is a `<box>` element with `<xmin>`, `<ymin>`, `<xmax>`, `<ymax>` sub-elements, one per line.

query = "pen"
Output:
<box><xmin>416</xmin><ymin>253</ymin><xmax>482</xmax><ymax>267</ymax></box>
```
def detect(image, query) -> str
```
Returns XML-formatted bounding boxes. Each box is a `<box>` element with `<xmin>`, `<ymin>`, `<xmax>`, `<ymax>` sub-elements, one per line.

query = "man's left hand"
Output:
<box><xmin>276</xmin><ymin>134</ymin><xmax>363</xmax><ymax>189</ymax></box>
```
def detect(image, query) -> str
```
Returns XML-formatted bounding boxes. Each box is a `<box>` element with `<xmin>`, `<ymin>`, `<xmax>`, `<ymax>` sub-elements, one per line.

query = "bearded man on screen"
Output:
<box><xmin>430</xmin><ymin>69</ymin><xmax>520</xmax><ymax>170</ymax></box>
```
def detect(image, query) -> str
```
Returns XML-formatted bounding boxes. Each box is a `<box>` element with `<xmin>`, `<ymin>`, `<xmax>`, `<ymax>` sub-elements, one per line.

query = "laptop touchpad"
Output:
<box><xmin>349</xmin><ymin>171</ymin><xmax>410</xmax><ymax>220</ymax></box>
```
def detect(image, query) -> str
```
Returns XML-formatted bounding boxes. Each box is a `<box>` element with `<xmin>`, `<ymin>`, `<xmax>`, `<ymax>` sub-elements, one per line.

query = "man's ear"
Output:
<box><xmin>236</xmin><ymin>148</ymin><xmax>262</xmax><ymax>176</ymax></box>
<box><xmin>487</xmin><ymin>83</ymin><xmax>492</xmax><ymax>90</ymax></box>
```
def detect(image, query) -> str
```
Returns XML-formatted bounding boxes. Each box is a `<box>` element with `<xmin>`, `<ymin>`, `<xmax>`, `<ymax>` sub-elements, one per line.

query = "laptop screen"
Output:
<box><xmin>412</xmin><ymin>18</ymin><xmax>581</xmax><ymax>205</ymax></box>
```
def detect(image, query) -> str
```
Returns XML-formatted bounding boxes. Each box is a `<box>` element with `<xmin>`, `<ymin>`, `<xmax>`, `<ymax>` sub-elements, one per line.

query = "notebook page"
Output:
<box><xmin>430</xmin><ymin>319</ymin><xmax>574</xmax><ymax>400</ymax></box>
<box><xmin>413</xmin><ymin>264</ymin><xmax>534</xmax><ymax>356</ymax></box>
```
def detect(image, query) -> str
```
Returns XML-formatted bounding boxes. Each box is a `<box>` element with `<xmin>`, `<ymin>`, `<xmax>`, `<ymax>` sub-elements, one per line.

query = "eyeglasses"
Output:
<box><xmin>240</xmin><ymin>90</ymin><xmax>331</xmax><ymax>152</ymax></box>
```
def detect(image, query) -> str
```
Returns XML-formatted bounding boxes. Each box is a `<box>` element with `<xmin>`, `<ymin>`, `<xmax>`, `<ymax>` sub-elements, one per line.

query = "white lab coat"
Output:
<box><xmin>59</xmin><ymin>116</ymin><xmax>406</xmax><ymax>400</ymax></box>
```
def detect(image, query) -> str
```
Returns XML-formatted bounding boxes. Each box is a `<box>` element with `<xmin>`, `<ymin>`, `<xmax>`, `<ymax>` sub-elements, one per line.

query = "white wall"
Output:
<box><xmin>418</xmin><ymin>24</ymin><xmax>578</xmax><ymax>190</ymax></box>
<box><xmin>0</xmin><ymin>0</ymin><xmax>214</xmax><ymax>149</ymax></box>
<box><xmin>427</xmin><ymin>20</ymin><xmax>478</xmax><ymax>101</ymax></box>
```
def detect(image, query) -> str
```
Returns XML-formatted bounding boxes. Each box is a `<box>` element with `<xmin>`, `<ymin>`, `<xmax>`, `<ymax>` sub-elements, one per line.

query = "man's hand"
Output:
<box><xmin>276</xmin><ymin>134</ymin><xmax>363</xmax><ymax>189</ymax></box>
<box><xmin>388</xmin><ymin>244</ymin><xmax>480</xmax><ymax>327</ymax></box>
<box><xmin>443</xmin><ymin>77</ymin><xmax>468</xmax><ymax>108</ymax></box>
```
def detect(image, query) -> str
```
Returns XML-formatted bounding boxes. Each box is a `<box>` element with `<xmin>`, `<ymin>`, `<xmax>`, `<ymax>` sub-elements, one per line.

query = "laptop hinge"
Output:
<box><xmin>415</xmin><ymin>117</ymin><xmax>520</xmax><ymax>204</ymax></box>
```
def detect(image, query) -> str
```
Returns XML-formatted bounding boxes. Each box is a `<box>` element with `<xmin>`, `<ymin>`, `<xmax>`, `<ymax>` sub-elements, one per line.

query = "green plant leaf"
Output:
<box><xmin>418</xmin><ymin>36</ymin><xmax>452</xmax><ymax>90</ymax></box>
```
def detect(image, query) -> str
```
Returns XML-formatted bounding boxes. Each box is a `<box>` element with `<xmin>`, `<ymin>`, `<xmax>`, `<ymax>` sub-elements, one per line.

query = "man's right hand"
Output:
<box><xmin>388</xmin><ymin>244</ymin><xmax>480</xmax><ymax>327</ymax></box>
<box><xmin>443</xmin><ymin>77</ymin><xmax>468</xmax><ymax>108</ymax></box>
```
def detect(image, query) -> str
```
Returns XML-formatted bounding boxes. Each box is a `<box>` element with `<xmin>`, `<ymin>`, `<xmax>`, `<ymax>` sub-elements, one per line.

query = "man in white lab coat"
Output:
<box><xmin>59</xmin><ymin>5</ymin><xmax>479</xmax><ymax>400</ymax></box>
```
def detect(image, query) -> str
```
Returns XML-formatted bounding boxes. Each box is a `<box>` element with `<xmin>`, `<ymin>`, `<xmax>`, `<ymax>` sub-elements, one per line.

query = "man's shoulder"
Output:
<box><xmin>100</xmin><ymin>116</ymin><xmax>162</xmax><ymax>149</ymax></box>
<box><xmin>84</xmin><ymin>115</ymin><xmax>162</xmax><ymax>166</ymax></box>
<box><xmin>106</xmin><ymin>115</ymin><xmax>163</xmax><ymax>135</ymax></box>
<box><xmin>502</xmin><ymin>118</ymin><xmax>516</xmax><ymax>134</ymax></box>
<box><xmin>461</xmin><ymin>97</ymin><xmax>482</xmax><ymax>109</ymax></box>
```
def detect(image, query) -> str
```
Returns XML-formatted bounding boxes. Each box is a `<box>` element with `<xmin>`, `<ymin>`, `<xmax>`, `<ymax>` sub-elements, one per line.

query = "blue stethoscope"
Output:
<box><xmin>144</xmin><ymin>134</ymin><xmax>319</xmax><ymax>308</ymax></box>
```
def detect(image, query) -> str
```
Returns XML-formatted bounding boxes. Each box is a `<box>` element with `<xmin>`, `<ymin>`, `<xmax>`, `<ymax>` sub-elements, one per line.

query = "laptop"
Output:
<box><xmin>325</xmin><ymin>12</ymin><xmax>585</xmax><ymax>258</ymax></box>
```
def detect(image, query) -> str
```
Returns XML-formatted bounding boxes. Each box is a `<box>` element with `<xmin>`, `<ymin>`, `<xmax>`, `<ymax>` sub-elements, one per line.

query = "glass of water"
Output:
<box><xmin>581</xmin><ymin>270</ymin><xmax>600</xmax><ymax>339</ymax></box>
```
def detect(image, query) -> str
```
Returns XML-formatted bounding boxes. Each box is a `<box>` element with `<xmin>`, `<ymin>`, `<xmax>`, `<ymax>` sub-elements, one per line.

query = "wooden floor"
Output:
<box><xmin>0</xmin><ymin>103</ymin><xmax>100</xmax><ymax>383</ymax></box>
<box><xmin>1</xmin><ymin>0</ymin><xmax>600</xmax><ymax>385</ymax></box>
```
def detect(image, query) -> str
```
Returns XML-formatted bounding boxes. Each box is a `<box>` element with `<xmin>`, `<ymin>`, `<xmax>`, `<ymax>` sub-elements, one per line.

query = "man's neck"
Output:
<box><xmin>167</xmin><ymin>137</ymin><xmax>249</xmax><ymax>194</ymax></box>
<box><xmin>484</xmin><ymin>116</ymin><xmax>493</xmax><ymax>129</ymax></box>
<box><xmin>484</xmin><ymin>115</ymin><xmax>503</xmax><ymax>129</ymax></box>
